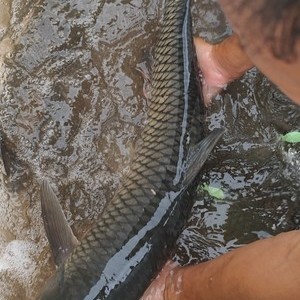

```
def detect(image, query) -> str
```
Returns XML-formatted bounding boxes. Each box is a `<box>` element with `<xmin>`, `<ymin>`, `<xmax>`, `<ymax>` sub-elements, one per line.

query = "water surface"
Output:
<box><xmin>0</xmin><ymin>0</ymin><xmax>299</xmax><ymax>299</ymax></box>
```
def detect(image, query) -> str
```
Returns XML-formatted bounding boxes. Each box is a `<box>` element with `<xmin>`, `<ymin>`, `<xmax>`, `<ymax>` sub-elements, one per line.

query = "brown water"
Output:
<box><xmin>0</xmin><ymin>0</ymin><xmax>299</xmax><ymax>299</ymax></box>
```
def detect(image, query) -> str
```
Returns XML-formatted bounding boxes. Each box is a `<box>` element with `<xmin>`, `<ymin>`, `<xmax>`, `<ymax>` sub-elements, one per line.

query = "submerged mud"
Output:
<box><xmin>0</xmin><ymin>0</ymin><xmax>299</xmax><ymax>299</ymax></box>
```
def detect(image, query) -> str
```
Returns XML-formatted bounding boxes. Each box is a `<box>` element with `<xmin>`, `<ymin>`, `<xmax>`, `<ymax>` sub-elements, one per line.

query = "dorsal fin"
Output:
<box><xmin>40</xmin><ymin>180</ymin><xmax>79</xmax><ymax>266</ymax></box>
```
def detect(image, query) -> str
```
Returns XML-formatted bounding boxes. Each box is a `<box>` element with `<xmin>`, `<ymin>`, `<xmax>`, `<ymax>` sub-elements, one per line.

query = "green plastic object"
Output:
<box><xmin>281</xmin><ymin>131</ymin><xmax>300</xmax><ymax>143</ymax></box>
<box><xmin>202</xmin><ymin>184</ymin><xmax>225</xmax><ymax>200</ymax></box>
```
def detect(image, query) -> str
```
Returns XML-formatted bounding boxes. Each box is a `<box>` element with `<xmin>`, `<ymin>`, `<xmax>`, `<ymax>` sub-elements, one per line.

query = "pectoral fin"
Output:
<box><xmin>40</xmin><ymin>180</ymin><xmax>79</xmax><ymax>266</ymax></box>
<box><xmin>183</xmin><ymin>128</ymin><xmax>225</xmax><ymax>187</ymax></box>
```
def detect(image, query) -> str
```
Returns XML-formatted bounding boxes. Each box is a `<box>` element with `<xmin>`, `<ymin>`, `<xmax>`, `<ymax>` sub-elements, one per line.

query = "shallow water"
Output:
<box><xmin>0</xmin><ymin>0</ymin><xmax>299</xmax><ymax>299</ymax></box>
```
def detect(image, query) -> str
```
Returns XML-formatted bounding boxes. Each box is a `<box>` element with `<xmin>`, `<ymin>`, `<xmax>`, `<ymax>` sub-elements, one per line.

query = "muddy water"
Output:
<box><xmin>0</xmin><ymin>0</ymin><xmax>299</xmax><ymax>299</ymax></box>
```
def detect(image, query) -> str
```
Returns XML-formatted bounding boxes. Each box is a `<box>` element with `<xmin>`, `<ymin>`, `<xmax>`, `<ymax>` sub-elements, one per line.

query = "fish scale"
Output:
<box><xmin>40</xmin><ymin>0</ymin><xmax>224</xmax><ymax>299</ymax></box>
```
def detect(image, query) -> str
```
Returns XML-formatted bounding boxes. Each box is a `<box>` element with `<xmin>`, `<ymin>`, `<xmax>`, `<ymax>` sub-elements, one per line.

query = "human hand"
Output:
<box><xmin>194</xmin><ymin>37</ymin><xmax>230</xmax><ymax>105</ymax></box>
<box><xmin>194</xmin><ymin>34</ymin><xmax>253</xmax><ymax>105</ymax></box>
<box><xmin>140</xmin><ymin>260</ymin><xmax>179</xmax><ymax>300</ymax></box>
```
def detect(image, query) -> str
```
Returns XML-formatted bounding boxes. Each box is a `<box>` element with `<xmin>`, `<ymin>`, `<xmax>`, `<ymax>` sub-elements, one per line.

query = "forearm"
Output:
<box><xmin>164</xmin><ymin>251</ymin><xmax>241</xmax><ymax>300</ymax></box>
<box><xmin>164</xmin><ymin>231</ymin><xmax>300</xmax><ymax>300</ymax></box>
<box><xmin>164</xmin><ymin>255</ymin><xmax>231</xmax><ymax>300</ymax></box>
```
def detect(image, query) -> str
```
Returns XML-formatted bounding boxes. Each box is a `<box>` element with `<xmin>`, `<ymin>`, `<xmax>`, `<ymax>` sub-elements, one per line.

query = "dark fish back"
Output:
<box><xmin>42</xmin><ymin>0</ymin><xmax>209</xmax><ymax>299</ymax></box>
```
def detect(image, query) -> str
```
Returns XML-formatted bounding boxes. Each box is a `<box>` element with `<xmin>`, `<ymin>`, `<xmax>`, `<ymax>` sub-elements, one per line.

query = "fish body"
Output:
<box><xmin>40</xmin><ymin>0</ymin><xmax>223</xmax><ymax>299</ymax></box>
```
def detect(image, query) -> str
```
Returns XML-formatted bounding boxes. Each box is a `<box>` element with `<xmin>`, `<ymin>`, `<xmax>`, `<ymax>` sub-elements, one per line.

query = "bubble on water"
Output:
<box><xmin>285</xmin><ymin>148</ymin><xmax>300</xmax><ymax>165</ymax></box>
<box><xmin>85</xmin><ymin>74</ymin><xmax>92</xmax><ymax>81</ymax></box>
<box><xmin>281</xmin><ymin>147</ymin><xmax>300</xmax><ymax>188</ymax></box>
<box><xmin>0</xmin><ymin>240</ymin><xmax>38</xmax><ymax>298</ymax></box>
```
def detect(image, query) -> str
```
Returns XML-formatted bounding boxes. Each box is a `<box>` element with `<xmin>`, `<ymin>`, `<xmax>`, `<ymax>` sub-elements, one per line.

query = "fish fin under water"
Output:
<box><xmin>0</xmin><ymin>135</ymin><xmax>10</xmax><ymax>177</ymax></box>
<box><xmin>0</xmin><ymin>133</ymin><xmax>21</xmax><ymax>178</ymax></box>
<box><xmin>183</xmin><ymin>128</ymin><xmax>225</xmax><ymax>187</ymax></box>
<box><xmin>40</xmin><ymin>180</ymin><xmax>79</xmax><ymax>266</ymax></box>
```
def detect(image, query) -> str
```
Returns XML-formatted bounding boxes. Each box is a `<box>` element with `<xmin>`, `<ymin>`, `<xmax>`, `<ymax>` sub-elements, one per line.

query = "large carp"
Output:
<box><xmin>39</xmin><ymin>0</ymin><xmax>224</xmax><ymax>299</ymax></box>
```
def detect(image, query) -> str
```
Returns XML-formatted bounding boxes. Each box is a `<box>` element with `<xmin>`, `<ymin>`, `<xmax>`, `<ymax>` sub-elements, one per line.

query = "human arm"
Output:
<box><xmin>214</xmin><ymin>0</ymin><xmax>300</xmax><ymax>105</ymax></box>
<box><xmin>141</xmin><ymin>230</ymin><xmax>300</xmax><ymax>300</ymax></box>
